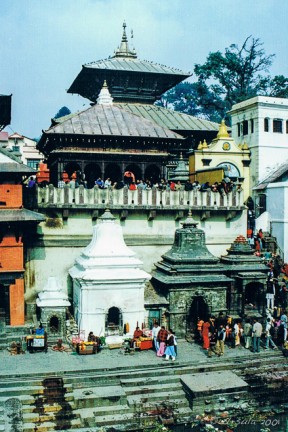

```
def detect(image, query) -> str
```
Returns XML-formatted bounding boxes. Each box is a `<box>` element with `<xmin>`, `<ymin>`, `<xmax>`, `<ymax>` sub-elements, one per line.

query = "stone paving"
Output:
<box><xmin>0</xmin><ymin>340</ymin><xmax>279</xmax><ymax>378</ymax></box>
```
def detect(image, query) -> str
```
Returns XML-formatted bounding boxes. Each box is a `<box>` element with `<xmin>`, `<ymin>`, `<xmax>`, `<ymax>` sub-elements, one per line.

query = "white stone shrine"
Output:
<box><xmin>36</xmin><ymin>276</ymin><xmax>70</xmax><ymax>339</ymax></box>
<box><xmin>69</xmin><ymin>209</ymin><xmax>150</xmax><ymax>338</ymax></box>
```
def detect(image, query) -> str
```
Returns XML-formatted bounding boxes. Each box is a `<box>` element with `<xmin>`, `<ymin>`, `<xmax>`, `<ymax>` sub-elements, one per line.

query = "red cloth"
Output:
<box><xmin>129</xmin><ymin>184</ymin><xmax>136</xmax><ymax>190</ymax></box>
<box><xmin>202</xmin><ymin>322</ymin><xmax>210</xmax><ymax>349</ymax></box>
<box><xmin>170</xmin><ymin>182</ymin><xmax>176</xmax><ymax>191</ymax></box>
<box><xmin>255</xmin><ymin>239</ymin><xmax>261</xmax><ymax>252</ymax></box>
<box><xmin>157</xmin><ymin>329</ymin><xmax>168</xmax><ymax>343</ymax></box>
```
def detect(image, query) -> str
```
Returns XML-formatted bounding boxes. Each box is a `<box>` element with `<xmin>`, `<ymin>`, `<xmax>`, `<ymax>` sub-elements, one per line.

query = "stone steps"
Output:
<box><xmin>22</xmin><ymin>410</ymin><xmax>80</xmax><ymax>424</ymax></box>
<box><xmin>22</xmin><ymin>402</ymin><xmax>76</xmax><ymax>414</ymax></box>
<box><xmin>127</xmin><ymin>388</ymin><xmax>187</xmax><ymax>407</ymax></box>
<box><xmin>23</xmin><ymin>418</ymin><xmax>82</xmax><ymax>432</ymax></box>
<box><xmin>124</xmin><ymin>381</ymin><xmax>182</xmax><ymax>396</ymax></box>
<box><xmin>0</xmin><ymin>383</ymin><xmax>73</xmax><ymax>397</ymax></box>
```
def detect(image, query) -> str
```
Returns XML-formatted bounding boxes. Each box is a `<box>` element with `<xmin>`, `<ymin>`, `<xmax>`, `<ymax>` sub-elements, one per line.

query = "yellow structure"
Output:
<box><xmin>189</xmin><ymin>120</ymin><xmax>251</xmax><ymax>200</ymax></box>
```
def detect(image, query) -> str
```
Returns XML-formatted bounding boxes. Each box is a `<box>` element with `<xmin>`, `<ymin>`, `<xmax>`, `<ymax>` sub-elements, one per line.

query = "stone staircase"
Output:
<box><xmin>0</xmin><ymin>324</ymin><xmax>27</xmax><ymax>350</ymax></box>
<box><xmin>0</xmin><ymin>350</ymin><xmax>287</xmax><ymax>431</ymax></box>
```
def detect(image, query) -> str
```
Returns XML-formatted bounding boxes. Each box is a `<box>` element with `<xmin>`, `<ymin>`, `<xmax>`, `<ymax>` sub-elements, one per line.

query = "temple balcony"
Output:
<box><xmin>24</xmin><ymin>185</ymin><xmax>245</xmax><ymax>221</ymax></box>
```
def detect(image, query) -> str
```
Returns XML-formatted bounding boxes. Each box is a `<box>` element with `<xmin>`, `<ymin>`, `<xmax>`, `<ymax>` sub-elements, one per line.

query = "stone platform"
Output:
<box><xmin>181</xmin><ymin>370</ymin><xmax>248</xmax><ymax>396</ymax></box>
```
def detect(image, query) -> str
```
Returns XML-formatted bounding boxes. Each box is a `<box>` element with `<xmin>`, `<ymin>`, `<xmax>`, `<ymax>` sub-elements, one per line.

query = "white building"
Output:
<box><xmin>7</xmin><ymin>132</ymin><xmax>44</xmax><ymax>169</ymax></box>
<box><xmin>229</xmin><ymin>96</ymin><xmax>288</xmax><ymax>193</ymax></box>
<box><xmin>69</xmin><ymin>209</ymin><xmax>151</xmax><ymax>338</ymax></box>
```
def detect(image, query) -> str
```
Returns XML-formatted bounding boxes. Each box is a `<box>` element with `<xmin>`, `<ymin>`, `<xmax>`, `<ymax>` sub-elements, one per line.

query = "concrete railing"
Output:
<box><xmin>36</xmin><ymin>185</ymin><xmax>244</xmax><ymax>210</ymax></box>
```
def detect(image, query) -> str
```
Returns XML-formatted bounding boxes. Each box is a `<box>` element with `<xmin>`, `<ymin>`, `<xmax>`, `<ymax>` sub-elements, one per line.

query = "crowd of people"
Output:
<box><xmin>197</xmin><ymin>309</ymin><xmax>288</xmax><ymax>358</ymax></box>
<box><xmin>151</xmin><ymin>323</ymin><xmax>177</xmax><ymax>362</ymax></box>
<box><xmin>26</xmin><ymin>169</ymin><xmax>241</xmax><ymax>195</ymax></box>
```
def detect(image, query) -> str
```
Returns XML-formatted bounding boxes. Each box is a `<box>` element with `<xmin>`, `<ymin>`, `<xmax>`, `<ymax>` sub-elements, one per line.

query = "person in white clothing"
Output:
<box><xmin>151</xmin><ymin>322</ymin><xmax>161</xmax><ymax>352</ymax></box>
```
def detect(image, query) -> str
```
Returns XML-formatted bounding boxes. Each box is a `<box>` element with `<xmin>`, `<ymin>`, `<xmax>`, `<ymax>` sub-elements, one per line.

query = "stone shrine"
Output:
<box><xmin>220</xmin><ymin>235</ymin><xmax>267</xmax><ymax>317</ymax></box>
<box><xmin>36</xmin><ymin>276</ymin><xmax>70</xmax><ymax>340</ymax></box>
<box><xmin>151</xmin><ymin>211</ymin><xmax>231</xmax><ymax>338</ymax></box>
<box><xmin>69</xmin><ymin>209</ymin><xmax>150</xmax><ymax>338</ymax></box>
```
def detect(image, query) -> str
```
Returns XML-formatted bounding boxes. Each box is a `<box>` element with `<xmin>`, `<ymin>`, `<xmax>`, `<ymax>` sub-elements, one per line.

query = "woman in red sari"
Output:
<box><xmin>202</xmin><ymin>321</ymin><xmax>210</xmax><ymax>349</ymax></box>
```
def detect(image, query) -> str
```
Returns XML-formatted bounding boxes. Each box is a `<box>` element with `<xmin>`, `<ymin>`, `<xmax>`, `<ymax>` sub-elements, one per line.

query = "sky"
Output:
<box><xmin>1</xmin><ymin>0</ymin><xmax>287</xmax><ymax>138</ymax></box>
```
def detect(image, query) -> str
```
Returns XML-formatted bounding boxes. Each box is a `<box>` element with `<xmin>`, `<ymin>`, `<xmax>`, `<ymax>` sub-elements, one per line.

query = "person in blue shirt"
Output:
<box><xmin>35</xmin><ymin>323</ymin><xmax>45</xmax><ymax>336</ymax></box>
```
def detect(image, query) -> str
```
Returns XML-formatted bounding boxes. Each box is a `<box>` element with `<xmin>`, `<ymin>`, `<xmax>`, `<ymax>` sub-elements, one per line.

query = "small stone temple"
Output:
<box><xmin>151</xmin><ymin>211</ymin><xmax>232</xmax><ymax>338</ymax></box>
<box><xmin>36</xmin><ymin>276</ymin><xmax>70</xmax><ymax>341</ymax></box>
<box><xmin>220</xmin><ymin>235</ymin><xmax>268</xmax><ymax>317</ymax></box>
<box><xmin>69</xmin><ymin>209</ymin><xmax>150</xmax><ymax>338</ymax></box>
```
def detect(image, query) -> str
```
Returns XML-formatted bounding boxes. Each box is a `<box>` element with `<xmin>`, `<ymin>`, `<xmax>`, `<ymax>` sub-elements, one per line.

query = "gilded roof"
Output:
<box><xmin>44</xmin><ymin>104</ymin><xmax>184</xmax><ymax>140</ymax></box>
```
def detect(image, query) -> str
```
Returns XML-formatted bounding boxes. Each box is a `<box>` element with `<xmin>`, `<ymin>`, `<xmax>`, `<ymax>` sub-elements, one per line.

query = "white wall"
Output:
<box><xmin>266</xmin><ymin>182</ymin><xmax>288</xmax><ymax>261</ymax></box>
<box><xmin>229</xmin><ymin>96</ymin><xmax>288</xmax><ymax>192</ymax></box>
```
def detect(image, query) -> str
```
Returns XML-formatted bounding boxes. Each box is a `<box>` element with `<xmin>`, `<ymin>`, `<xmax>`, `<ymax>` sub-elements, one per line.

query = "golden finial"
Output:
<box><xmin>217</xmin><ymin>120</ymin><xmax>230</xmax><ymax>138</ymax></box>
<box><xmin>238</xmin><ymin>143</ymin><xmax>242</xmax><ymax>150</ymax></box>
<box><xmin>103</xmin><ymin>80</ymin><xmax>108</xmax><ymax>88</ymax></box>
<box><xmin>202</xmin><ymin>139</ymin><xmax>208</xmax><ymax>149</ymax></box>
<box><xmin>242</xmin><ymin>141</ymin><xmax>248</xmax><ymax>150</ymax></box>
<box><xmin>197</xmin><ymin>141</ymin><xmax>203</xmax><ymax>150</ymax></box>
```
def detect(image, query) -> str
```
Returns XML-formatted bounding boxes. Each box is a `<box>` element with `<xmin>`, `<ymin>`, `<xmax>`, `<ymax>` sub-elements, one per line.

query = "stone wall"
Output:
<box><xmin>24</xmin><ymin>186</ymin><xmax>247</xmax><ymax>310</ymax></box>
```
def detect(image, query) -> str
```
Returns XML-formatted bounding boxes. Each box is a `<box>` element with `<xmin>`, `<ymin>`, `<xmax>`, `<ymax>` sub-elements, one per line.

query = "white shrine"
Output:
<box><xmin>69</xmin><ymin>209</ymin><xmax>150</xmax><ymax>338</ymax></box>
<box><xmin>36</xmin><ymin>276</ymin><xmax>71</xmax><ymax>339</ymax></box>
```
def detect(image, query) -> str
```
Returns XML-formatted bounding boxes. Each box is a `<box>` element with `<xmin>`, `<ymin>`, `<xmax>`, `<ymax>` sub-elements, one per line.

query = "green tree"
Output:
<box><xmin>157</xmin><ymin>36</ymin><xmax>288</xmax><ymax>124</ymax></box>
<box><xmin>54</xmin><ymin>106</ymin><xmax>71</xmax><ymax>119</ymax></box>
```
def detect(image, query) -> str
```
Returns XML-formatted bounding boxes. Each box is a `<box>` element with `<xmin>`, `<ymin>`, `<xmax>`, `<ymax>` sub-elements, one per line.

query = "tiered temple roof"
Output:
<box><xmin>67</xmin><ymin>22</ymin><xmax>191</xmax><ymax>104</ymax></box>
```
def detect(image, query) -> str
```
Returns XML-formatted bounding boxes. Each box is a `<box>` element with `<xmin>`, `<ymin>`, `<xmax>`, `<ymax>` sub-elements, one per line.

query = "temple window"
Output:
<box><xmin>286</xmin><ymin>120</ymin><xmax>288</xmax><ymax>134</ymax></box>
<box><xmin>27</xmin><ymin>159</ymin><xmax>40</xmax><ymax>170</ymax></box>
<box><xmin>250</xmin><ymin>119</ymin><xmax>254</xmax><ymax>133</ymax></box>
<box><xmin>242</xmin><ymin>120</ymin><xmax>248</xmax><ymax>135</ymax></box>
<box><xmin>273</xmin><ymin>119</ymin><xmax>282</xmax><ymax>133</ymax></box>
<box><xmin>264</xmin><ymin>118</ymin><xmax>269</xmax><ymax>132</ymax></box>
<box><xmin>237</xmin><ymin>123</ymin><xmax>241</xmax><ymax>137</ymax></box>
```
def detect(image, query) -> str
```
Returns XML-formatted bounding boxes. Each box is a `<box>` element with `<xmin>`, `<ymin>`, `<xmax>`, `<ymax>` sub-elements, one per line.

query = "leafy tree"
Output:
<box><xmin>54</xmin><ymin>106</ymin><xmax>71</xmax><ymax>119</ymax></box>
<box><xmin>157</xmin><ymin>36</ymin><xmax>288</xmax><ymax>124</ymax></box>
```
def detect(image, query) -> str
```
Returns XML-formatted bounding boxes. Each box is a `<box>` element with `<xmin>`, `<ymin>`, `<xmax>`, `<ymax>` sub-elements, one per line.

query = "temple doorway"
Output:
<box><xmin>104</xmin><ymin>164</ymin><xmax>122</xmax><ymax>183</ymax></box>
<box><xmin>106</xmin><ymin>306</ymin><xmax>123</xmax><ymax>335</ymax></box>
<box><xmin>64</xmin><ymin>162</ymin><xmax>81</xmax><ymax>179</ymax></box>
<box><xmin>187</xmin><ymin>296</ymin><xmax>209</xmax><ymax>338</ymax></box>
<box><xmin>144</xmin><ymin>164</ymin><xmax>161</xmax><ymax>184</ymax></box>
<box><xmin>84</xmin><ymin>163</ymin><xmax>102</xmax><ymax>188</ymax></box>
<box><xmin>49</xmin><ymin>316</ymin><xmax>60</xmax><ymax>334</ymax></box>
<box><xmin>125</xmin><ymin>164</ymin><xmax>142</xmax><ymax>182</ymax></box>
<box><xmin>244</xmin><ymin>282</ymin><xmax>262</xmax><ymax>314</ymax></box>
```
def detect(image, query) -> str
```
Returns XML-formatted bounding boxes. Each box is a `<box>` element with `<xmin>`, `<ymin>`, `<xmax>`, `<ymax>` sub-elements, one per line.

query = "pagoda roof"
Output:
<box><xmin>0</xmin><ymin>208</ymin><xmax>45</xmax><ymax>223</ymax></box>
<box><xmin>41</xmin><ymin>103</ymin><xmax>184</xmax><ymax>141</ymax></box>
<box><xmin>0</xmin><ymin>94</ymin><xmax>12</xmax><ymax>131</ymax></box>
<box><xmin>81</xmin><ymin>57</ymin><xmax>190</xmax><ymax>76</ymax></box>
<box><xmin>53</xmin><ymin>103</ymin><xmax>221</xmax><ymax>133</ymax></box>
<box><xmin>67</xmin><ymin>22</ymin><xmax>191</xmax><ymax>103</ymax></box>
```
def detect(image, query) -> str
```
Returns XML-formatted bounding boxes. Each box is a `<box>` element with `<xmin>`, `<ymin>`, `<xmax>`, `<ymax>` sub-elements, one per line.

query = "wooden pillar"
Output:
<box><xmin>10</xmin><ymin>279</ymin><xmax>24</xmax><ymax>326</ymax></box>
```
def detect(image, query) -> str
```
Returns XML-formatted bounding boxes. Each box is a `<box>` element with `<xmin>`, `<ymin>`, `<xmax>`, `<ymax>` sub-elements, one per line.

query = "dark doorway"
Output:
<box><xmin>49</xmin><ymin>316</ymin><xmax>60</xmax><ymax>334</ymax></box>
<box><xmin>107</xmin><ymin>307</ymin><xmax>120</xmax><ymax>325</ymax></box>
<box><xmin>244</xmin><ymin>282</ymin><xmax>262</xmax><ymax>313</ymax></box>
<box><xmin>144</xmin><ymin>164</ymin><xmax>161</xmax><ymax>184</ymax></box>
<box><xmin>0</xmin><ymin>284</ymin><xmax>10</xmax><ymax>325</ymax></box>
<box><xmin>64</xmin><ymin>162</ymin><xmax>81</xmax><ymax>179</ymax></box>
<box><xmin>125</xmin><ymin>164</ymin><xmax>142</xmax><ymax>182</ymax></box>
<box><xmin>187</xmin><ymin>296</ymin><xmax>208</xmax><ymax>337</ymax></box>
<box><xmin>106</xmin><ymin>307</ymin><xmax>123</xmax><ymax>335</ymax></box>
<box><xmin>104</xmin><ymin>164</ymin><xmax>122</xmax><ymax>183</ymax></box>
<box><xmin>84</xmin><ymin>163</ymin><xmax>102</xmax><ymax>188</ymax></box>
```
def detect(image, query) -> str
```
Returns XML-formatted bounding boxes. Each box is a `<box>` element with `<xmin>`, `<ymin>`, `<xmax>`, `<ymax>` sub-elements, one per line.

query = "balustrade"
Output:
<box><xmin>36</xmin><ymin>185</ymin><xmax>244</xmax><ymax>210</ymax></box>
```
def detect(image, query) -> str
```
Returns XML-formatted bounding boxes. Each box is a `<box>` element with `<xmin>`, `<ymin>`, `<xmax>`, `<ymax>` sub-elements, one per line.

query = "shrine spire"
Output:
<box><xmin>113</xmin><ymin>21</ymin><xmax>137</xmax><ymax>59</ymax></box>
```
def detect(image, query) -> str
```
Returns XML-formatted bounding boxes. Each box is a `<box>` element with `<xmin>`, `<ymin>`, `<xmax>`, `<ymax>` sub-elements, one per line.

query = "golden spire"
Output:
<box><xmin>197</xmin><ymin>141</ymin><xmax>203</xmax><ymax>150</ymax></box>
<box><xmin>202</xmin><ymin>139</ymin><xmax>208</xmax><ymax>149</ymax></box>
<box><xmin>242</xmin><ymin>141</ymin><xmax>248</xmax><ymax>150</ymax></box>
<box><xmin>113</xmin><ymin>21</ymin><xmax>137</xmax><ymax>58</ymax></box>
<box><xmin>217</xmin><ymin>120</ymin><xmax>230</xmax><ymax>138</ymax></box>
<box><xmin>238</xmin><ymin>143</ymin><xmax>242</xmax><ymax>150</ymax></box>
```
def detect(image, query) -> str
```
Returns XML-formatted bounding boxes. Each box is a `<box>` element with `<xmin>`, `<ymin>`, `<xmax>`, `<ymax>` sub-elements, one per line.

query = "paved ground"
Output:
<box><xmin>0</xmin><ymin>340</ymin><xmax>281</xmax><ymax>378</ymax></box>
